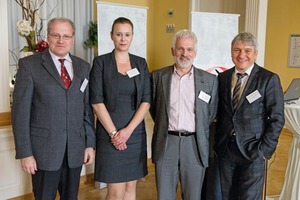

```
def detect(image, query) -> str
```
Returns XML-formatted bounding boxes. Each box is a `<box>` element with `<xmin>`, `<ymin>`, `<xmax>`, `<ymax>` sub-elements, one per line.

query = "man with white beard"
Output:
<box><xmin>150</xmin><ymin>29</ymin><xmax>218</xmax><ymax>200</ymax></box>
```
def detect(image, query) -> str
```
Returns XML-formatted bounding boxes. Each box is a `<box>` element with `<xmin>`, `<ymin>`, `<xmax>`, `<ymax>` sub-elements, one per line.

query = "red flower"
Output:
<box><xmin>35</xmin><ymin>40</ymin><xmax>49</xmax><ymax>52</ymax></box>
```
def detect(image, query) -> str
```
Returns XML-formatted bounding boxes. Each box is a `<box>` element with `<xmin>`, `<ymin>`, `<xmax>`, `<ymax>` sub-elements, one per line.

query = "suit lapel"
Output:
<box><xmin>162</xmin><ymin>67</ymin><xmax>173</xmax><ymax>116</ymax></box>
<box><xmin>194</xmin><ymin>68</ymin><xmax>205</xmax><ymax>126</ymax></box>
<box><xmin>194</xmin><ymin>68</ymin><xmax>201</xmax><ymax>96</ymax></box>
<box><xmin>236</xmin><ymin>64</ymin><xmax>260</xmax><ymax>111</ymax></box>
<box><xmin>129</xmin><ymin>54</ymin><xmax>141</xmax><ymax>95</ymax></box>
<box><xmin>224</xmin><ymin>68</ymin><xmax>235</xmax><ymax>112</ymax></box>
<box><xmin>41</xmin><ymin>50</ymin><xmax>66</xmax><ymax>89</ymax></box>
<box><xmin>194</xmin><ymin>68</ymin><xmax>205</xmax><ymax>106</ymax></box>
<box><xmin>70</xmin><ymin>56</ymin><xmax>82</xmax><ymax>90</ymax></box>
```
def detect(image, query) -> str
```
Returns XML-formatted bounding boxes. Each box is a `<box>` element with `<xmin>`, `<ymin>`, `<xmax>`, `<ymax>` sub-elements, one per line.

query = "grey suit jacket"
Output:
<box><xmin>150</xmin><ymin>65</ymin><xmax>218</xmax><ymax>167</ymax></box>
<box><xmin>215</xmin><ymin>64</ymin><xmax>285</xmax><ymax>160</ymax></box>
<box><xmin>11</xmin><ymin>49</ymin><xmax>96</xmax><ymax>171</ymax></box>
<box><xmin>89</xmin><ymin>50</ymin><xmax>151</xmax><ymax>110</ymax></box>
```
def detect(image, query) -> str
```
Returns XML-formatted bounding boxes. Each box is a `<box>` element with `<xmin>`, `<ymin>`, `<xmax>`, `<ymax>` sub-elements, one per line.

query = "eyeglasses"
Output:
<box><xmin>49</xmin><ymin>33</ymin><xmax>73</xmax><ymax>40</ymax></box>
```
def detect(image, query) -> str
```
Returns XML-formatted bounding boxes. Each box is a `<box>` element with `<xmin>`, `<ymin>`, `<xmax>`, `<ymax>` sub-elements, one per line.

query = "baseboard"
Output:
<box><xmin>0</xmin><ymin>112</ymin><xmax>11</xmax><ymax>126</ymax></box>
<box><xmin>94</xmin><ymin>182</ymin><xmax>107</xmax><ymax>189</ymax></box>
<box><xmin>266</xmin><ymin>195</ymin><xmax>280</xmax><ymax>200</ymax></box>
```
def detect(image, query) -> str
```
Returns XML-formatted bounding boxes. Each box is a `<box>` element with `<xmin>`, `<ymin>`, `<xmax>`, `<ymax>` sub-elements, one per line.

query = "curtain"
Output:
<box><xmin>8</xmin><ymin>0</ymin><xmax>94</xmax><ymax>79</ymax></box>
<box><xmin>0</xmin><ymin>0</ymin><xmax>10</xmax><ymax>112</ymax></box>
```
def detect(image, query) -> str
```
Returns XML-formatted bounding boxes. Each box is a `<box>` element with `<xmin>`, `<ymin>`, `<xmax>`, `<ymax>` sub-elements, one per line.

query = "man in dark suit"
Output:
<box><xmin>215</xmin><ymin>32</ymin><xmax>285</xmax><ymax>200</ymax></box>
<box><xmin>151</xmin><ymin>29</ymin><xmax>218</xmax><ymax>200</ymax></box>
<box><xmin>11</xmin><ymin>18</ymin><xmax>95</xmax><ymax>200</ymax></box>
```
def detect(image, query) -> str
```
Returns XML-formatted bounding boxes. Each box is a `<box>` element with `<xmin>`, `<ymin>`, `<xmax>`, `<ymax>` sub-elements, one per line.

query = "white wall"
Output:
<box><xmin>0</xmin><ymin>127</ymin><xmax>32</xmax><ymax>200</ymax></box>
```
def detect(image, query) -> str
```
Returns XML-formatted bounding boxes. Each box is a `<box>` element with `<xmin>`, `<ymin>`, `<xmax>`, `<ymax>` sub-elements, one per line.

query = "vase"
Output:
<box><xmin>9</xmin><ymin>84</ymin><xmax>14</xmax><ymax>109</ymax></box>
<box><xmin>21</xmin><ymin>51</ymin><xmax>34</xmax><ymax>57</ymax></box>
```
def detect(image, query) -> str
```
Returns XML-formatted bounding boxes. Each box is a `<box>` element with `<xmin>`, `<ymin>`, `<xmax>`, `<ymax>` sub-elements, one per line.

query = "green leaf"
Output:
<box><xmin>84</xmin><ymin>21</ymin><xmax>98</xmax><ymax>48</ymax></box>
<box><xmin>20</xmin><ymin>46</ymin><xmax>30</xmax><ymax>52</ymax></box>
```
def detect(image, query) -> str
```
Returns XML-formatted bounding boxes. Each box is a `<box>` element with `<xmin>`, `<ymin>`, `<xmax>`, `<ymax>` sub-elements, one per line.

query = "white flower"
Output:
<box><xmin>16</xmin><ymin>20</ymin><xmax>33</xmax><ymax>36</ymax></box>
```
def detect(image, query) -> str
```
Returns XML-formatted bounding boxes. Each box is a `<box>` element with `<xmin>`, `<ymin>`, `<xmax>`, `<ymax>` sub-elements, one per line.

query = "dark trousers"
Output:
<box><xmin>32</xmin><ymin>154</ymin><xmax>82</xmax><ymax>200</ymax></box>
<box><xmin>202</xmin><ymin>121</ymin><xmax>222</xmax><ymax>200</ymax></box>
<box><xmin>202</xmin><ymin>155</ymin><xmax>222</xmax><ymax>200</ymax></box>
<box><xmin>219</xmin><ymin>141</ymin><xmax>265</xmax><ymax>200</ymax></box>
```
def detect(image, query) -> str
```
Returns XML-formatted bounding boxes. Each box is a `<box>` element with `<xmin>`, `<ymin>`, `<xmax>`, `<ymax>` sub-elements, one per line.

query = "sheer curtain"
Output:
<box><xmin>0</xmin><ymin>0</ymin><xmax>10</xmax><ymax>112</ymax></box>
<box><xmin>8</xmin><ymin>0</ymin><xmax>94</xmax><ymax>79</ymax></box>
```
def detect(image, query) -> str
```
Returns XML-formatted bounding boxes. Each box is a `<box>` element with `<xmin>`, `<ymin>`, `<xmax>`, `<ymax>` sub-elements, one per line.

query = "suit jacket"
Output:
<box><xmin>150</xmin><ymin>65</ymin><xmax>218</xmax><ymax>167</ymax></box>
<box><xmin>11</xmin><ymin>49</ymin><xmax>96</xmax><ymax>171</ymax></box>
<box><xmin>89</xmin><ymin>50</ymin><xmax>151</xmax><ymax>109</ymax></box>
<box><xmin>215</xmin><ymin>63</ymin><xmax>285</xmax><ymax>160</ymax></box>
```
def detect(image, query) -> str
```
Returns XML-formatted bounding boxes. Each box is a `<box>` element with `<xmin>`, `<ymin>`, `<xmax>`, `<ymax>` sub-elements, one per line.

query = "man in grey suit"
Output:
<box><xmin>215</xmin><ymin>32</ymin><xmax>285</xmax><ymax>200</ymax></box>
<box><xmin>151</xmin><ymin>29</ymin><xmax>218</xmax><ymax>200</ymax></box>
<box><xmin>11</xmin><ymin>18</ymin><xmax>95</xmax><ymax>200</ymax></box>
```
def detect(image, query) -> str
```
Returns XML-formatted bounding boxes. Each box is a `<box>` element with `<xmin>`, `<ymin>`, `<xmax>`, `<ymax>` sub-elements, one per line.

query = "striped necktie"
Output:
<box><xmin>232</xmin><ymin>73</ymin><xmax>247</xmax><ymax>111</ymax></box>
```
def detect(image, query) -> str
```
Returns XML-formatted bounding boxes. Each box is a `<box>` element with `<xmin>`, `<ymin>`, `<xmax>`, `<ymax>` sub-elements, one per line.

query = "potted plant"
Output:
<box><xmin>84</xmin><ymin>21</ymin><xmax>98</xmax><ymax>56</ymax></box>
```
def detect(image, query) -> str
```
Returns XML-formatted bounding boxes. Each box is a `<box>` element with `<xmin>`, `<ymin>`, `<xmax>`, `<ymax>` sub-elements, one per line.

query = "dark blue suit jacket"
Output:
<box><xmin>215</xmin><ymin>64</ymin><xmax>285</xmax><ymax>160</ymax></box>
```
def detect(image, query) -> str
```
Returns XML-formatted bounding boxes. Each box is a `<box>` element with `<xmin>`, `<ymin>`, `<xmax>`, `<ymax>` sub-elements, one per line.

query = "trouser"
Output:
<box><xmin>219</xmin><ymin>141</ymin><xmax>265</xmax><ymax>200</ymax></box>
<box><xmin>32</xmin><ymin>153</ymin><xmax>82</xmax><ymax>200</ymax></box>
<box><xmin>155</xmin><ymin>134</ymin><xmax>206</xmax><ymax>200</ymax></box>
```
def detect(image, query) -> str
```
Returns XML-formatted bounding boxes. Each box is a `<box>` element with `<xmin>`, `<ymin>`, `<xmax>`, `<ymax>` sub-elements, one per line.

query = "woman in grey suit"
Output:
<box><xmin>89</xmin><ymin>17</ymin><xmax>151</xmax><ymax>200</ymax></box>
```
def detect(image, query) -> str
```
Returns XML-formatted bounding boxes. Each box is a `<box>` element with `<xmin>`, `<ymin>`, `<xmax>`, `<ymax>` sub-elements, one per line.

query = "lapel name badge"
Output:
<box><xmin>126</xmin><ymin>68</ymin><xmax>140</xmax><ymax>78</ymax></box>
<box><xmin>198</xmin><ymin>91</ymin><xmax>211</xmax><ymax>103</ymax></box>
<box><xmin>246</xmin><ymin>90</ymin><xmax>261</xmax><ymax>103</ymax></box>
<box><xmin>80</xmin><ymin>78</ymin><xmax>89</xmax><ymax>92</ymax></box>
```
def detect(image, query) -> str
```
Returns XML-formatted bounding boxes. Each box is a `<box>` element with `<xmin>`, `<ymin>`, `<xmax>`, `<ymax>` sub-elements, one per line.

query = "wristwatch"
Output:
<box><xmin>109</xmin><ymin>130</ymin><xmax>117</xmax><ymax>137</ymax></box>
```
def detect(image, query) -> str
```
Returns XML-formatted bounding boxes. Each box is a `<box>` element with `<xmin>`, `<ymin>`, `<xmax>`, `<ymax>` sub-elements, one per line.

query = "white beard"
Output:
<box><xmin>174</xmin><ymin>56</ymin><xmax>194</xmax><ymax>69</ymax></box>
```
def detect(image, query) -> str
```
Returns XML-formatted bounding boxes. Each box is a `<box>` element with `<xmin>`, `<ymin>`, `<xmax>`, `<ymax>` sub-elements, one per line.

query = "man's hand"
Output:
<box><xmin>84</xmin><ymin>147</ymin><xmax>95</xmax><ymax>165</ymax></box>
<box><xmin>21</xmin><ymin>156</ymin><xmax>37</xmax><ymax>174</ymax></box>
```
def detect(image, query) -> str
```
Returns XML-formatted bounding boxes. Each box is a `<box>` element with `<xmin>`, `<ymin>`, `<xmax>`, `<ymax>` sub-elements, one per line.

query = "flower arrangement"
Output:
<box><xmin>15</xmin><ymin>0</ymin><xmax>49</xmax><ymax>53</ymax></box>
<box><xmin>10</xmin><ymin>0</ymin><xmax>49</xmax><ymax>88</ymax></box>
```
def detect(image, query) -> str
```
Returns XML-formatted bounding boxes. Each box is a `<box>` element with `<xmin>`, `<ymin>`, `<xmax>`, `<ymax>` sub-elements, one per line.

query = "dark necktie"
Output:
<box><xmin>58</xmin><ymin>59</ymin><xmax>72</xmax><ymax>89</ymax></box>
<box><xmin>232</xmin><ymin>73</ymin><xmax>247</xmax><ymax>111</ymax></box>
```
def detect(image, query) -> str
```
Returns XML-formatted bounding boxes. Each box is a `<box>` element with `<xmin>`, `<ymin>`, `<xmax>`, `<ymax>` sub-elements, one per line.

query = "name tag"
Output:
<box><xmin>126</xmin><ymin>68</ymin><xmax>140</xmax><ymax>78</ymax></box>
<box><xmin>246</xmin><ymin>90</ymin><xmax>261</xmax><ymax>103</ymax></box>
<box><xmin>198</xmin><ymin>91</ymin><xmax>211</xmax><ymax>103</ymax></box>
<box><xmin>80</xmin><ymin>78</ymin><xmax>88</xmax><ymax>92</ymax></box>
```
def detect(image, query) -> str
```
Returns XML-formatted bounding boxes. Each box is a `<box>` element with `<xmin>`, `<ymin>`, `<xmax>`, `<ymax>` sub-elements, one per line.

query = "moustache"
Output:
<box><xmin>179</xmin><ymin>56</ymin><xmax>190</xmax><ymax>60</ymax></box>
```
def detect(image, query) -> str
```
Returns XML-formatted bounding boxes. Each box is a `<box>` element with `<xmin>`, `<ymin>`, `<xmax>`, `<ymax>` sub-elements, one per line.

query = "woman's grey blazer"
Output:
<box><xmin>89</xmin><ymin>51</ymin><xmax>151</xmax><ymax>109</ymax></box>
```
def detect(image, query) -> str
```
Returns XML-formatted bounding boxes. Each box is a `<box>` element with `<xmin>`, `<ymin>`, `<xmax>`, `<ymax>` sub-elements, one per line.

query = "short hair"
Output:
<box><xmin>111</xmin><ymin>17</ymin><xmax>134</xmax><ymax>34</ymax></box>
<box><xmin>171</xmin><ymin>29</ymin><xmax>198</xmax><ymax>51</ymax></box>
<box><xmin>47</xmin><ymin>18</ymin><xmax>76</xmax><ymax>35</ymax></box>
<box><xmin>231</xmin><ymin>32</ymin><xmax>257</xmax><ymax>51</ymax></box>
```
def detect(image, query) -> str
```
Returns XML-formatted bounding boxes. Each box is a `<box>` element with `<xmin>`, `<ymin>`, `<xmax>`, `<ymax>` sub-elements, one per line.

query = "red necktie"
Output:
<box><xmin>58</xmin><ymin>59</ymin><xmax>72</xmax><ymax>89</ymax></box>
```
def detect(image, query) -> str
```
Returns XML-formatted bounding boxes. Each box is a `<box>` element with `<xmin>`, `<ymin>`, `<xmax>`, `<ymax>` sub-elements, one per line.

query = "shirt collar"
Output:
<box><xmin>173</xmin><ymin>65</ymin><xmax>194</xmax><ymax>78</ymax></box>
<box><xmin>49</xmin><ymin>49</ymin><xmax>72</xmax><ymax>63</ymax></box>
<box><xmin>234</xmin><ymin>64</ymin><xmax>254</xmax><ymax>76</ymax></box>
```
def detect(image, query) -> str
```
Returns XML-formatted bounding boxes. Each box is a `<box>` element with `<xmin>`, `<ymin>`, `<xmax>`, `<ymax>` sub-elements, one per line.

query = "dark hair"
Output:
<box><xmin>231</xmin><ymin>32</ymin><xmax>257</xmax><ymax>51</ymax></box>
<box><xmin>47</xmin><ymin>18</ymin><xmax>76</xmax><ymax>35</ymax></box>
<box><xmin>111</xmin><ymin>17</ymin><xmax>134</xmax><ymax>34</ymax></box>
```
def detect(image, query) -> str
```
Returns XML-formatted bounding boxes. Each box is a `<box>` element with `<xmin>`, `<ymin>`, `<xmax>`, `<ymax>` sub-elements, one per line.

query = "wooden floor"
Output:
<box><xmin>265</xmin><ymin>129</ymin><xmax>293</xmax><ymax>196</ymax></box>
<box><xmin>10</xmin><ymin>129</ymin><xmax>293</xmax><ymax>200</ymax></box>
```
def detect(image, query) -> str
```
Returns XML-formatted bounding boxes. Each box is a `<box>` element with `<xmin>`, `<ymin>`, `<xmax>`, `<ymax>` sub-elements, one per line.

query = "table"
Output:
<box><xmin>279</xmin><ymin>100</ymin><xmax>300</xmax><ymax>200</ymax></box>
